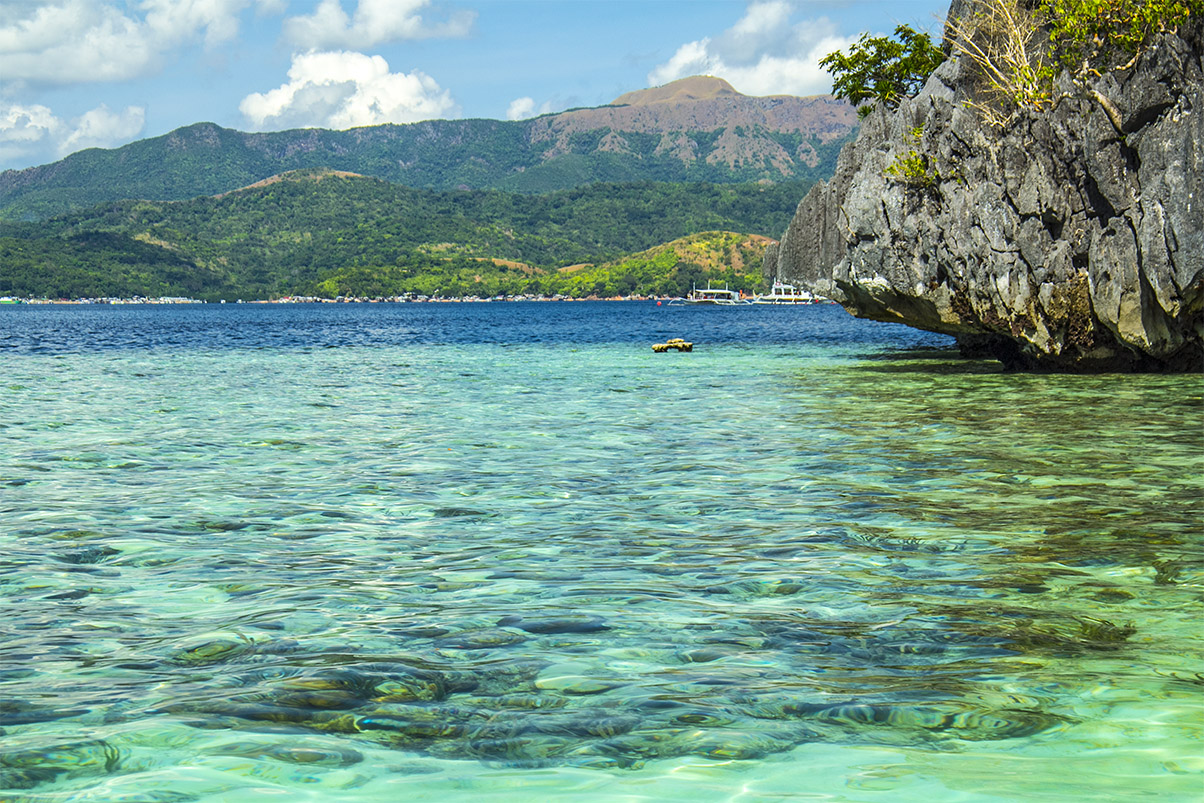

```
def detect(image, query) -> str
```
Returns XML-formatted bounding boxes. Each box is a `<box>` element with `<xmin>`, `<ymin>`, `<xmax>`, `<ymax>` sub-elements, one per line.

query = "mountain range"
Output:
<box><xmin>0</xmin><ymin>77</ymin><xmax>856</xmax><ymax>222</ymax></box>
<box><xmin>0</xmin><ymin>76</ymin><xmax>856</xmax><ymax>300</ymax></box>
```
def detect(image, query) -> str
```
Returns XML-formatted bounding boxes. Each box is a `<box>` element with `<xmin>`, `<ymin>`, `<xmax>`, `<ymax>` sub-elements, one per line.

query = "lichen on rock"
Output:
<box><xmin>766</xmin><ymin>4</ymin><xmax>1203</xmax><ymax>371</ymax></box>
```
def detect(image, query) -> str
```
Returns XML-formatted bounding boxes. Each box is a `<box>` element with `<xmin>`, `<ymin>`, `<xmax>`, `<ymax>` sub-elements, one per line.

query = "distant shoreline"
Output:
<box><xmin>1</xmin><ymin>294</ymin><xmax>666</xmax><ymax>306</ymax></box>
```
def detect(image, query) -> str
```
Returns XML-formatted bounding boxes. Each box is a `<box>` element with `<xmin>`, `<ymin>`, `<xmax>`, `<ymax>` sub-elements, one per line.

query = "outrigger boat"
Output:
<box><xmin>751</xmin><ymin>280</ymin><xmax>823</xmax><ymax>304</ymax></box>
<box><xmin>673</xmin><ymin>283</ymin><xmax>750</xmax><ymax>305</ymax></box>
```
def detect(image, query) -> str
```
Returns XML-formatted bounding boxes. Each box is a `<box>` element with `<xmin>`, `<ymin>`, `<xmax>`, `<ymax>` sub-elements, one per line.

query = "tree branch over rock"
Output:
<box><xmin>947</xmin><ymin>0</ymin><xmax>1200</xmax><ymax>129</ymax></box>
<box><xmin>820</xmin><ymin>25</ymin><xmax>947</xmax><ymax>117</ymax></box>
<box><xmin>821</xmin><ymin>0</ymin><xmax>1200</xmax><ymax>130</ymax></box>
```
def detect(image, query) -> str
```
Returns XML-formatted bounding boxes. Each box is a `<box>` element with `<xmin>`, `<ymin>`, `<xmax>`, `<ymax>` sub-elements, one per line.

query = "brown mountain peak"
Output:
<box><xmin>610</xmin><ymin>75</ymin><xmax>743</xmax><ymax>107</ymax></box>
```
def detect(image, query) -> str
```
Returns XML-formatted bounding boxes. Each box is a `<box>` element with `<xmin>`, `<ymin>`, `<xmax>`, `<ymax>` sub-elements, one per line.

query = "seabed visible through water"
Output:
<box><xmin>1</xmin><ymin>303</ymin><xmax>1201</xmax><ymax>801</ymax></box>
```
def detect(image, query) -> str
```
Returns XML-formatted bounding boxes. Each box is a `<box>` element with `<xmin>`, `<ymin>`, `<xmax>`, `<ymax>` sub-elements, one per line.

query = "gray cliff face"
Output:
<box><xmin>766</xmin><ymin>17</ymin><xmax>1203</xmax><ymax>371</ymax></box>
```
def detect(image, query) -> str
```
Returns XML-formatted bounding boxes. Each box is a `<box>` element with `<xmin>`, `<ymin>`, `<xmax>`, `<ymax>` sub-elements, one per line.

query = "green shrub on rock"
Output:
<box><xmin>1042</xmin><ymin>0</ymin><xmax>1199</xmax><ymax>72</ymax></box>
<box><xmin>819</xmin><ymin>25</ymin><xmax>947</xmax><ymax>117</ymax></box>
<box><xmin>949</xmin><ymin>0</ymin><xmax>1201</xmax><ymax>127</ymax></box>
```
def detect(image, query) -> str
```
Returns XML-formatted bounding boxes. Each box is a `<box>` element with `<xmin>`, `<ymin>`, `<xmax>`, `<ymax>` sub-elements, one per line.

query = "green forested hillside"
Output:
<box><xmin>547</xmin><ymin>231</ymin><xmax>773</xmax><ymax>299</ymax></box>
<box><xmin>0</xmin><ymin>172</ymin><xmax>796</xmax><ymax>300</ymax></box>
<box><xmin>0</xmin><ymin>115</ymin><xmax>852</xmax><ymax>220</ymax></box>
<box><xmin>308</xmin><ymin>231</ymin><xmax>772</xmax><ymax>299</ymax></box>
<box><xmin>0</xmin><ymin>231</ymin><xmax>235</xmax><ymax>300</ymax></box>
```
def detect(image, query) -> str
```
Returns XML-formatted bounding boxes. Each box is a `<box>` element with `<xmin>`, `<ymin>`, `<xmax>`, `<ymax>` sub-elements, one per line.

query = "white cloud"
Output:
<box><xmin>239</xmin><ymin>50</ymin><xmax>457</xmax><ymax>130</ymax></box>
<box><xmin>58</xmin><ymin>104</ymin><xmax>147</xmax><ymax>154</ymax></box>
<box><xmin>284</xmin><ymin>0</ymin><xmax>475</xmax><ymax>50</ymax></box>
<box><xmin>0</xmin><ymin>2</ymin><xmax>152</xmax><ymax>85</ymax></box>
<box><xmin>141</xmin><ymin>0</ymin><xmax>248</xmax><ymax>46</ymax></box>
<box><xmin>506</xmin><ymin>97</ymin><xmax>536</xmax><ymax>121</ymax></box>
<box><xmin>649</xmin><ymin>40</ymin><xmax>712</xmax><ymax>88</ymax></box>
<box><xmin>505</xmin><ymin>96</ymin><xmax>553</xmax><ymax>121</ymax></box>
<box><xmin>0</xmin><ymin>104</ymin><xmax>60</xmax><ymax>145</ymax></box>
<box><xmin>0</xmin><ymin>101</ymin><xmax>145</xmax><ymax>164</ymax></box>
<box><xmin>648</xmin><ymin>0</ymin><xmax>859</xmax><ymax>97</ymax></box>
<box><xmin>0</xmin><ymin>0</ymin><xmax>273</xmax><ymax>86</ymax></box>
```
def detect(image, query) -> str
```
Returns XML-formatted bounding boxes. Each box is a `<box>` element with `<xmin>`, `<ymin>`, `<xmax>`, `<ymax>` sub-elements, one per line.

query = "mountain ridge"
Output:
<box><xmin>0</xmin><ymin>76</ymin><xmax>856</xmax><ymax>221</ymax></box>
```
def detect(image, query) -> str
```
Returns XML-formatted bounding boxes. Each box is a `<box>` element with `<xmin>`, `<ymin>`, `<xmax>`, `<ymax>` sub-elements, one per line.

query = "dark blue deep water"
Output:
<box><xmin>0</xmin><ymin>301</ymin><xmax>952</xmax><ymax>353</ymax></box>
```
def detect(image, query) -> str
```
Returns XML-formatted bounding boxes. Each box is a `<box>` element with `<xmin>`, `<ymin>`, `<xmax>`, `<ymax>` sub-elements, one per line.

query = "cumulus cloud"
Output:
<box><xmin>284</xmin><ymin>0</ymin><xmax>475</xmax><ymax>50</ymax></box>
<box><xmin>0</xmin><ymin>0</ymin><xmax>272</xmax><ymax>86</ymax></box>
<box><xmin>505</xmin><ymin>96</ymin><xmax>553</xmax><ymax>121</ymax></box>
<box><xmin>58</xmin><ymin>104</ymin><xmax>147</xmax><ymax>154</ymax></box>
<box><xmin>648</xmin><ymin>0</ymin><xmax>858</xmax><ymax>97</ymax></box>
<box><xmin>0</xmin><ymin>104</ymin><xmax>60</xmax><ymax>148</ymax></box>
<box><xmin>506</xmin><ymin>97</ymin><xmax>536</xmax><ymax>121</ymax></box>
<box><xmin>0</xmin><ymin>101</ymin><xmax>145</xmax><ymax>164</ymax></box>
<box><xmin>239</xmin><ymin>50</ymin><xmax>457</xmax><ymax>130</ymax></box>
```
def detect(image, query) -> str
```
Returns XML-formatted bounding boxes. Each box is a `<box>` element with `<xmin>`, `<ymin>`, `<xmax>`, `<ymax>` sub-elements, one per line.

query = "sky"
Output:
<box><xmin>0</xmin><ymin>0</ymin><xmax>950</xmax><ymax>172</ymax></box>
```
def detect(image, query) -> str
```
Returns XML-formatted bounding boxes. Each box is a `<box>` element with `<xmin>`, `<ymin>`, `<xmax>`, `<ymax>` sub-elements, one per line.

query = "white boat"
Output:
<box><xmin>752</xmin><ymin>280</ymin><xmax>822</xmax><ymax>304</ymax></box>
<box><xmin>678</xmin><ymin>283</ymin><xmax>749</xmax><ymax>305</ymax></box>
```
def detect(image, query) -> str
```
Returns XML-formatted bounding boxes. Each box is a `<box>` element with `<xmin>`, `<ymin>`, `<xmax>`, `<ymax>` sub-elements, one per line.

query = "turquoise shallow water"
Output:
<box><xmin>1</xmin><ymin>304</ymin><xmax>1201</xmax><ymax>801</ymax></box>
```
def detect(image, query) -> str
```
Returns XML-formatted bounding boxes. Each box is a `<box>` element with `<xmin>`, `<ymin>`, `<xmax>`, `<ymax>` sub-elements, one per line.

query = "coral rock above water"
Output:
<box><xmin>764</xmin><ymin>12</ymin><xmax>1203</xmax><ymax>371</ymax></box>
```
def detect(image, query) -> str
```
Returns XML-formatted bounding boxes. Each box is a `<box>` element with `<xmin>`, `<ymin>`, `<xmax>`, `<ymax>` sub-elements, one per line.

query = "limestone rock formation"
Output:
<box><xmin>765</xmin><ymin>13</ymin><xmax>1203</xmax><ymax>371</ymax></box>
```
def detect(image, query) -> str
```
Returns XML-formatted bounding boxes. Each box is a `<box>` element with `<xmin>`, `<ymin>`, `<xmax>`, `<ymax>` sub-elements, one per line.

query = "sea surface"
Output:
<box><xmin>1</xmin><ymin>302</ymin><xmax>1201</xmax><ymax>802</ymax></box>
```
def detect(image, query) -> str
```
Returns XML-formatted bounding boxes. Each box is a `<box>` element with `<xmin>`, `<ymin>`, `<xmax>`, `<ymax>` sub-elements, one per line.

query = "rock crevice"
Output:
<box><xmin>765</xmin><ymin>12</ymin><xmax>1203</xmax><ymax>371</ymax></box>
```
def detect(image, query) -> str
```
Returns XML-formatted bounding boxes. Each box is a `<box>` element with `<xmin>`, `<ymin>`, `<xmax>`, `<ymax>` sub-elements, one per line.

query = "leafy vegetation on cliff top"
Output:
<box><xmin>950</xmin><ymin>0</ymin><xmax>1201</xmax><ymax>129</ymax></box>
<box><xmin>819</xmin><ymin>26</ymin><xmax>947</xmax><ymax>117</ymax></box>
<box><xmin>820</xmin><ymin>0</ymin><xmax>1200</xmax><ymax>128</ymax></box>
